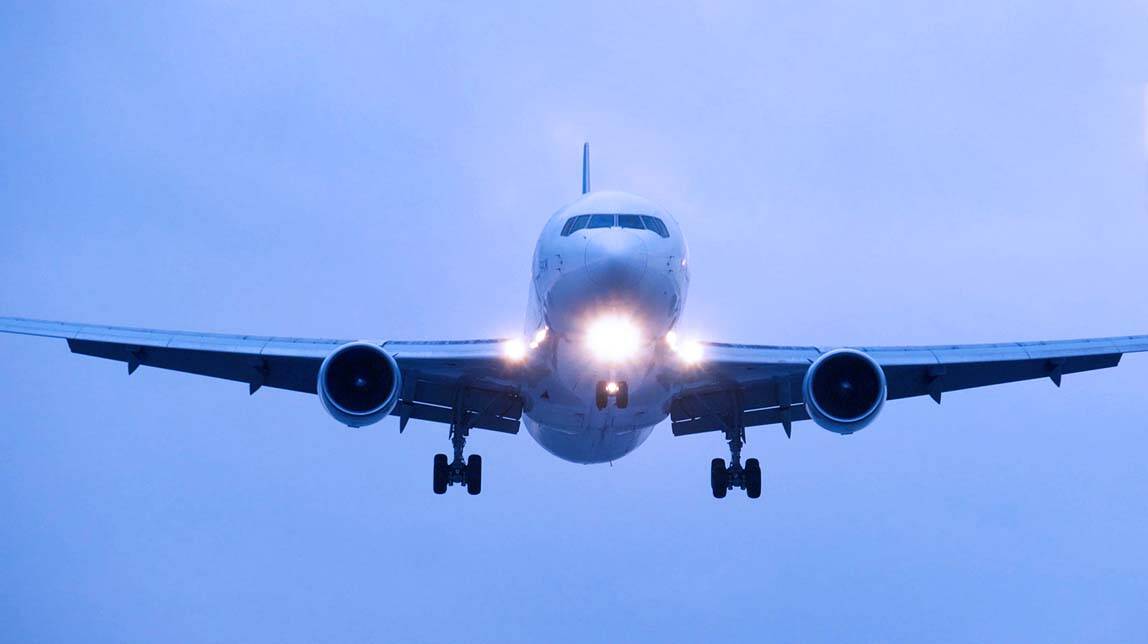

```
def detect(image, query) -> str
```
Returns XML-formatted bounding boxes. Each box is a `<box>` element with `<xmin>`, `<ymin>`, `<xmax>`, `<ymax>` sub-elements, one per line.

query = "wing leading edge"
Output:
<box><xmin>669</xmin><ymin>335</ymin><xmax>1148</xmax><ymax>437</ymax></box>
<box><xmin>0</xmin><ymin>317</ymin><xmax>526</xmax><ymax>433</ymax></box>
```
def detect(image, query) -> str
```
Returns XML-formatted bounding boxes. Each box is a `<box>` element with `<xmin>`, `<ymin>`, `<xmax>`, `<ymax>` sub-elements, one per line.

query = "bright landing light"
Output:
<box><xmin>504</xmin><ymin>326</ymin><xmax>549</xmax><ymax>362</ymax></box>
<box><xmin>666</xmin><ymin>330</ymin><xmax>704</xmax><ymax>365</ymax></box>
<box><xmin>529</xmin><ymin>326</ymin><xmax>548</xmax><ymax>350</ymax></box>
<box><xmin>678</xmin><ymin>340</ymin><xmax>704</xmax><ymax>364</ymax></box>
<box><xmin>586</xmin><ymin>314</ymin><xmax>643</xmax><ymax>363</ymax></box>
<box><xmin>503</xmin><ymin>338</ymin><xmax>528</xmax><ymax>362</ymax></box>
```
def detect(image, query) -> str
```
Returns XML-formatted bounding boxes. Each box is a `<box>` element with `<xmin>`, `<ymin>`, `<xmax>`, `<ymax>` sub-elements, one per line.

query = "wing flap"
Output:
<box><xmin>67</xmin><ymin>339</ymin><xmax>322</xmax><ymax>394</ymax></box>
<box><xmin>391</xmin><ymin>360</ymin><xmax>526</xmax><ymax>434</ymax></box>
<box><xmin>394</xmin><ymin>400</ymin><xmax>521</xmax><ymax>434</ymax></box>
<box><xmin>0</xmin><ymin>317</ymin><xmax>341</xmax><ymax>395</ymax></box>
<box><xmin>670</xmin><ymin>373</ymin><xmax>807</xmax><ymax>435</ymax></box>
<box><xmin>672</xmin><ymin>402</ymin><xmax>811</xmax><ymax>436</ymax></box>
<box><xmin>884</xmin><ymin>353</ymin><xmax>1121</xmax><ymax>401</ymax></box>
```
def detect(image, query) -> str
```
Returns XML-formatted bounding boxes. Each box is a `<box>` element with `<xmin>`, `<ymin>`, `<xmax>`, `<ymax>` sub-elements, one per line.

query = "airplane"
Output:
<box><xmin>3</xmin><ymin>143</ymin><xmax>1147</xmax><ymax>499</ymax></box>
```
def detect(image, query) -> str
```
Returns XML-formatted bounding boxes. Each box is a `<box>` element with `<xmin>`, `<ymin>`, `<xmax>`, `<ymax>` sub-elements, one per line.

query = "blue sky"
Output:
<box><xmin>2</xmin><ymin>1</ymin><xmax>1148</xmax><ymax>642</ymax></box>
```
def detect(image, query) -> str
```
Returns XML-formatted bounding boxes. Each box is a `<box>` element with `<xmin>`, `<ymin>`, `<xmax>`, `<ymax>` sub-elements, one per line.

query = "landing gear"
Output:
<box><xmin>595</xmin><ymin>380</ymin><xmax>629</xmax><ymax>410</ymax></box>
<box><xmin>432</xmin><ymin>428</ymin><xmax>482</xmax><ymax>495</ymax></box>
<box><xmin>433</xmin><ymin>453</ymin><xmax>449</xmax><ymax>494</ymax></box>
<box><xmin>710</xmin><ymin>426</ymin><xmax>763</xmax><ymax>499</ymax></box>
<box><xmin>745</xmin><ymin>458</ymin><xmax>762</xmax><ymax>499</ymax></box>
<box><xmin>710</xmin><ymin>458</ymin><xmax>728</xmax><ymax>498</ymax></box>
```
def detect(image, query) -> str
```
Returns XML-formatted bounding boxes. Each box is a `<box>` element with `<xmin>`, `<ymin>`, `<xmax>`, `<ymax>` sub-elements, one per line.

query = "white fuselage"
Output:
<box><xmin>520</xmin><ymin>190</ymin><xmax>690</xmax><ymax>463</ymax></box>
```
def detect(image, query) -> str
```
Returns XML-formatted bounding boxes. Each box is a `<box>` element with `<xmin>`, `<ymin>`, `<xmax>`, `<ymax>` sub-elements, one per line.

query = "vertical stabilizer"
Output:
<box><xmin>582</xmin><ymin>142</ymin><xmax>590</xmax><ymax>194</ymax></box>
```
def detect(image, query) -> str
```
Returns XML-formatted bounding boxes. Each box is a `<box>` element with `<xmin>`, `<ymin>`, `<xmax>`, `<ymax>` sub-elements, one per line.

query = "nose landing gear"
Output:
<box><xmin>433</xmin><ymin>428</ymin><xmax>482</xmax><ymax>495</ymax></box>
<box><xmin>595</xmin><ymin>380</ymin><xmax>629</xmax><ymax>410</ymax></box>
<box><xmin>710</xmin><ymin>426</ymin><xmax>762</xmax><ymax>499</ymax></box>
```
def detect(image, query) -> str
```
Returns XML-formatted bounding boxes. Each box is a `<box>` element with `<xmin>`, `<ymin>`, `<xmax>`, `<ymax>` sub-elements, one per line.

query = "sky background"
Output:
<box><xmin>2</xmin><ymin>1</ymin><xmax>1148</xmax><ymax>642</ymax></box>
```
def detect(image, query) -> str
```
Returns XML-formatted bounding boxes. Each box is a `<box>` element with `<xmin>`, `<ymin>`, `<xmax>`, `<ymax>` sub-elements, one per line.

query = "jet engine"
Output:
<box><xmin>802</xmin><ymin>348</ymin><xmax>886</xmax><ymax>434</ymax></box>
<box><xmin>317</xmin><ymin>342</ymin><xmax>402</xmax><ymax>427</ymax></box>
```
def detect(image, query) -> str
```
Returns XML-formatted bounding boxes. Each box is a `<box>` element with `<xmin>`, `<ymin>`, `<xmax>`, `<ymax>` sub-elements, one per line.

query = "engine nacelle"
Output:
<box><xmin>317</xmin><ymin>342</ymin><xmax>402</xmax><ymax>427</ymax></box>
<box><xmin>802</xmin><ymin>348</ymin><xmax>887</xmax><ymax>435</ymax></box>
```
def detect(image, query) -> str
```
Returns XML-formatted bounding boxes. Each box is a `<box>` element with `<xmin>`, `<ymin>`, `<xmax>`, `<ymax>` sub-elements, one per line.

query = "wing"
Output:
<box><xmin>668</xmin><ymin>335</ymin><xmax>1148</xmax><ymax>437</ymax></box>
<box><xmin>0</xmin><ymin>317</ymin><xmax>526</xmax><ymax>433</ymax></box>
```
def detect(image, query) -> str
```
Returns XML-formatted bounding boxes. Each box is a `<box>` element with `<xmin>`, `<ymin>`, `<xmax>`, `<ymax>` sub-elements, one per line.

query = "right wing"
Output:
<box><xmin>0</xmin><ymin>317</ymin><xmax>528</xmax><ymax>433</ymax></box>
<box><xmin>668</xmin><ymin>335</ymin><xmax>1148</xmax><ymax>437</ymax></box>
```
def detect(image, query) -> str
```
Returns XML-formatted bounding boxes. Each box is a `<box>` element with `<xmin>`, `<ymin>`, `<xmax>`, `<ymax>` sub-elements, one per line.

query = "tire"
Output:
<box><xmin>710</xmin><ymin>458</ymin><xmax>728</xmax><ymax>498</ymax></box>
<box><xmin>433</xmin><ymin>453</ymin><xmax>448</xmax><ymax>495</ymax></box>
<box><xmin>745</xmin><ymin>458</ymin><xmax>762</xmax><ymax>499</ymax></box>
<box><xmin>466</xmin><ymin>454</ymin><xmax>483</xmax><ymax>495</ymax></box>
<box><xmin>616</xmin><ymin>382</ymin><xmax>629</xmax><ymax>409</ymax></box>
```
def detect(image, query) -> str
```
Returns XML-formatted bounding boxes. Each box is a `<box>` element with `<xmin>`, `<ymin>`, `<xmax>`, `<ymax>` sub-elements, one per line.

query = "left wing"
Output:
<box><xmin>668</xmin><ymin>335</ymin><xmax>1148</xmax><ymax>437</ymax></box>
<box><xmin>0</xmin><ymin>317</ymin><xmax>526</xmax><ymax>433</ymax></box>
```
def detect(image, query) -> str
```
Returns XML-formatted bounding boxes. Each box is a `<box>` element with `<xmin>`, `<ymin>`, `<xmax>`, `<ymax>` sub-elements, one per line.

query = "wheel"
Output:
<box><xmin>433</xmin><ymin>453</ymin><xmax>448</xmax><ymax>494</ymax></box>
<box><xmin>744</xmin><ymin>458</ymin><xmax>762</xmax><ymax>498</ymax></box>
<box><xmin>745</xmin><ymin>458</ymin><xmax>762</xmax><ymax>499</ymax></box>
<box><xmin>466</xmin><ymin>454</ymin><xmax>483</xmax><ymax>495</ymax></box>
<box><xmin>616</xmin><ymin>382</ymin><xmax>629</xmax><ymax>409</ymax></box>
<box><xmin>595</xmin><ymin>381</ymin><xmax>608</xmax><ymax>410</ymax></box>
<box><xmin>710</xmin><ymin>458</ymin><xmax>728</xmax><ymax>498</ymax></box>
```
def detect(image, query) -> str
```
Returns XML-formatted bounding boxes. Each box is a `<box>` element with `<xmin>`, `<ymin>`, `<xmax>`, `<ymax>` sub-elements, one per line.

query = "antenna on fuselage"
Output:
<box><xmin>581</xmin><ymin>142</ymin><xmax>591</xmax><ymax>194</ymax></box>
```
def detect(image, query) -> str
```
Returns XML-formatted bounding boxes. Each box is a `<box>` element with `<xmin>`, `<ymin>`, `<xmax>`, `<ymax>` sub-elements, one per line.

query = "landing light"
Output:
<box><xmin>503</xmin><ymin>326</ymin><xmax>549</xmax><ymax>363</ymax></box>
<box><xmin>503</xmin><ymin>338</ymin><xmax>527</xmax><ymax>362</ymax></box>
<box><xmin>604</xmin><ymin>381</ymin><xmax>620</xmax><ymax>395</ymax></box>
<box><xmin>586</xmin><ymin>314</ymin><xmax>642</xmax><ymax>363</ymax></box>
<box><xmin>529</xmin><ymin>326</ymin><xmax>548</xmax><ymax>350</ymax></box>
<box><xmin>679</xmin><ymin>340</ymin><xmax>704</xmax><ymax>364</ymax></box>
<box><xmin>666</xmin><ymin>330</ymin><xmax>704</xmax><ymax>365</ymax></box>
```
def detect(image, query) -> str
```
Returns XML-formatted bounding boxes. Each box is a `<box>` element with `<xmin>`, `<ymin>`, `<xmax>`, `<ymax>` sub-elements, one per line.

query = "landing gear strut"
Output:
<box><xmin>433</xmin><ymin>428</ymin><xmax>482</xmax><ymax>495</ymax></box>
<box><xmin>710</xmin><ymin>426</ymin><xmax>761</xmax><ymax>499</ymax></box>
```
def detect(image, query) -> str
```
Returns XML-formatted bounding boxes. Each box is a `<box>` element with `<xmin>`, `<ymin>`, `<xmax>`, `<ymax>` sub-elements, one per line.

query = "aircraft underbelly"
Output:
<box><xmin>521</xmin><ymin>344</ymin><xmax>671</xmax><ymax>464</ymax></box>
<box><xmin>523</xmin><ymin>415</ymin><xmax>658</xmax><ymax>465</ymax></box>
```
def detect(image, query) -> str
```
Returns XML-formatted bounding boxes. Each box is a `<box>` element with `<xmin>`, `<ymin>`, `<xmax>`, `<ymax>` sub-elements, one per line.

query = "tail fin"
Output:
<box><xmin>582</xmin><ymin>142</ymin><xmax>590</xmax><ymax>194</ymax></box>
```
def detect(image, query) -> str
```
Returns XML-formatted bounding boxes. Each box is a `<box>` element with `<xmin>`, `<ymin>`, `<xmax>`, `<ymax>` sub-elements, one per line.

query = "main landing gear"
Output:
<box><xmin>433</xmin><ymin>428</ymin><xmax>482</xmax><ymax>495</ymax></box>
<box><xmin>710</xmin><ymin>426</ymin><xmax>761</xmax><ymax>499</ymax></box>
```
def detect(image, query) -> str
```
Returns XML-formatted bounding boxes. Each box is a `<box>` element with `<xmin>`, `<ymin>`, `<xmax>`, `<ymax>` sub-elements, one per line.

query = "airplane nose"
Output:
<box><xmin>584</xmin><ymin>229</ymin><xmax>647</xmax><ymax>289</ymax></box>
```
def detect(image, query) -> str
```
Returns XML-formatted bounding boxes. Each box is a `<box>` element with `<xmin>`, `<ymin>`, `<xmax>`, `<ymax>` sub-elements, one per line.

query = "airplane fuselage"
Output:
<box><xmin>521</xmin><ymin>190</ymin><xmax>690</xmax><ymax>463</ymax></box>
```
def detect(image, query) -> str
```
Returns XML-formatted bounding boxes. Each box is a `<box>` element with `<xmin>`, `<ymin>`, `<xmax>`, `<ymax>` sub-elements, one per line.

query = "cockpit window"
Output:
<box><xmin>618</xmin><ymin>214</ymin><xmax>645</xmax><ymax>230</ymax></box>
<box><xmin>587</xmin><ymin>214</ymin><xmax>615</xmax><ymax>229</ymax></box>
<box><xmin>641</xmin><ymin>215</ymin><xmax>670</xmax><ymax>238</ymax></box>
<box><xmin>561</xmin><ymin>214</ymin><xmax>590</xmax><ymax>235</ymax></box>
<box><xmin>560</xmin><ymin>213</ymin><xmax>671</xmax><ymax>237</ymax></box>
